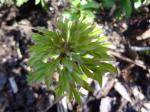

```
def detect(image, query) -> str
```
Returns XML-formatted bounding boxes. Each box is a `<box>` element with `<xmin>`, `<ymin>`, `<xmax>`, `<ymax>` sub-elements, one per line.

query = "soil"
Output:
<box><xmin>0</xmin><ymin>0</ymin><xmax>149</xmax><ymax>112</ymax></box>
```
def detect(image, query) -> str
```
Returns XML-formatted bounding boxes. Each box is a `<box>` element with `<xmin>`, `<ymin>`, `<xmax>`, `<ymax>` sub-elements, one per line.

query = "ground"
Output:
<box><xmin>0</xmin><ymin>1</ymin><xmax>150</xmax><ymax>112</ymax></box>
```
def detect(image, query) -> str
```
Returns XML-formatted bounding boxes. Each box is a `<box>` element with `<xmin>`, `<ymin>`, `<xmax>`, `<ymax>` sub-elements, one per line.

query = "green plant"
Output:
<box><xmin>63</xmin><ymin>0</ymin><xmax>99</xmax><ymax>21</ymax></box>
<box><xmin>28</xmin><ymin>17</ymin><xmax>117</xmax><ymax>103</ymax></box>
<box><xmin>102</xmin><ymin>0</ymin><xmax>150</xmax><ymax>19</ymax></box>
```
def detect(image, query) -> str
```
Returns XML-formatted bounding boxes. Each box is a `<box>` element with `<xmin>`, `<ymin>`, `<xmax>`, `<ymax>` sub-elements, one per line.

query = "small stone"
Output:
<box><xmin>100</xmin><ymin>97</ymin><xmax>113</xmax><ymax>112</ymax></box>
<box><xmin>9</xmin><ymin>77</ymin><xmax>18</xmax><ymax>94</ymax></box>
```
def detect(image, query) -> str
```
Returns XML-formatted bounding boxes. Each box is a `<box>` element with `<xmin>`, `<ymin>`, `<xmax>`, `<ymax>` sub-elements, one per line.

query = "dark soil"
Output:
<box><xmin>0</xmin><ymin>1</ymin><xmax>67</xmax><ymax>112</ymax></box>
<box><xmin>0</xmin><ymin>1</ymin><xmax>150</xmax><ymax>112</ymax></box>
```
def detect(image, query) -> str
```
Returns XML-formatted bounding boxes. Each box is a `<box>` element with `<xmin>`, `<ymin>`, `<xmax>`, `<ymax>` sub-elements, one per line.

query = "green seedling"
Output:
<box><xmin>28</xmin><ymin>17</ymin><xmax>117</xmax><ymax>103</ymax></box>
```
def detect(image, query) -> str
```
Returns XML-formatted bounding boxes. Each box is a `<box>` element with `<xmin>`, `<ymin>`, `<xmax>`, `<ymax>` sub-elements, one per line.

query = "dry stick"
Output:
<box><xmin>108</xmin><ymin>50</ymin><xmax>147</xmax><ymax>70</ymax></box>
<box><xmin>109</xmin><ymin>4</ymin><xmax>116</xmax><ymax>17</ymax></box>
<box><xmin>131</xmin><ymin>46</ymin><xmax>150</xmax><ymax>51</ymax></box>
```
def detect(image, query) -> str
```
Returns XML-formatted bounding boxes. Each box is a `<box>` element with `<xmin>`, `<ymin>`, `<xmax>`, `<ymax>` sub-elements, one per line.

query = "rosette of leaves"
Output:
<box><xmin>28</xmin><ymin>18</ymin><xmax>117</xmax><ymax>103</ymax></box>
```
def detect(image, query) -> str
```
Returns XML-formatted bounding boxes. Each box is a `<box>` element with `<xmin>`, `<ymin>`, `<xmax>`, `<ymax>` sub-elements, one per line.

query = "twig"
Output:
<box><xmin>131</xmin><ymin>46</ymin><xmax>150</xmax><ymax>51</ymax></box>
<box><xmin>109</xmin><ymin>5</ymin><xmax>116</xmax><ymax>17</ymax></box>
<box><xmin>108</xmin><ymin>50</ymin><xmax>148</xmax><ymax>70</ymax></box>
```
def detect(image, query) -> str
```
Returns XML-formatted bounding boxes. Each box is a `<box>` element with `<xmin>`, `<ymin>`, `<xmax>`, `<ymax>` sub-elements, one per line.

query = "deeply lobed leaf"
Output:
<box><xmin>28</xmin><ymin>17</ymin><xmax>117</xmax><ymax>103</ymax></box>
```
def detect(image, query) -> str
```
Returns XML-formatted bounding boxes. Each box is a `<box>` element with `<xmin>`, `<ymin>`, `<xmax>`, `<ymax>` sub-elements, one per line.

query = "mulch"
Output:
<box><xmin>0</xmin><ymin>1</ymin><xmax>149</xmax><ymax>112</ymax></box>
